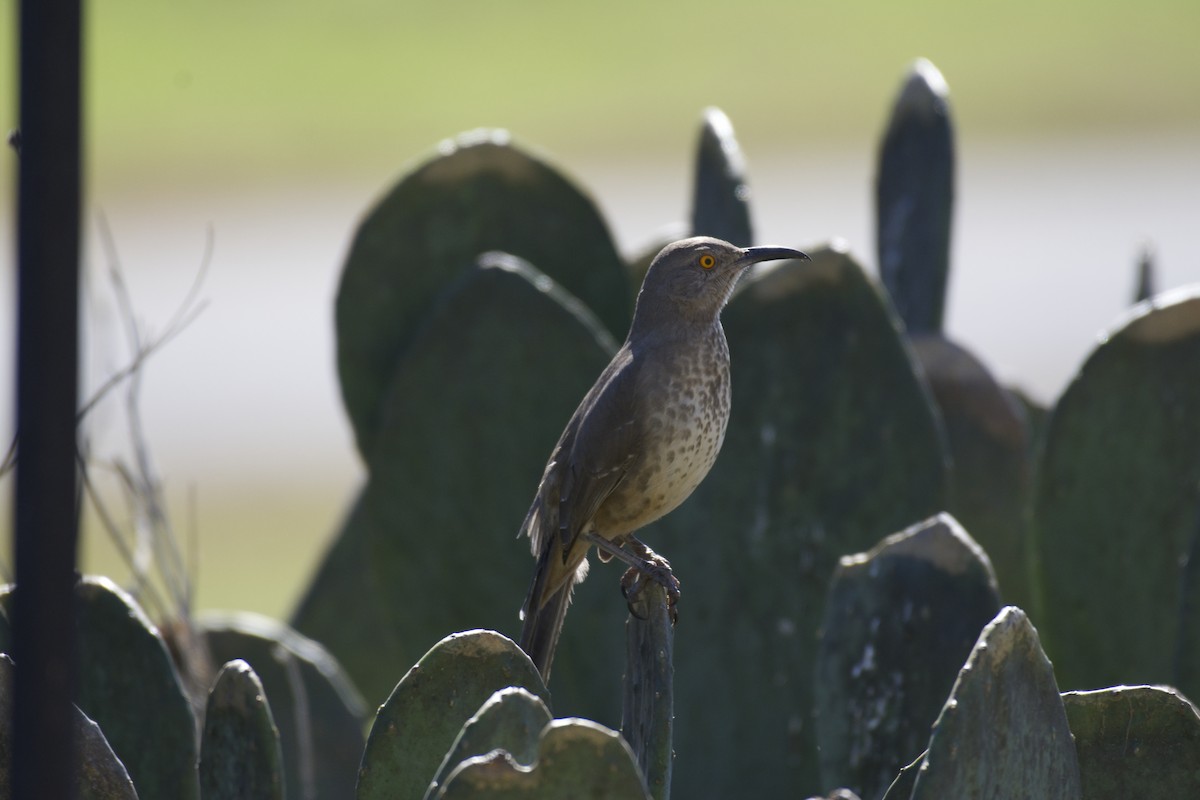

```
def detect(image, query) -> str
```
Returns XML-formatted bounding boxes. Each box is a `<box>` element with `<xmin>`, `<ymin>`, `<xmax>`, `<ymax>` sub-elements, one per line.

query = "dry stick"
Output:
<box><xmin>0</xmin><ymin>224</ymin><xmax>211</xmax><ymax>480</ymax></box>
<box><xmin>96</xmin><ymin>214</ymin><xmax>212</xmax><ymax>620</ymax></box>
<box><xmin>76</xmin><ymin>451</ymin><xmax>170</xmax><ymax>623</ymax></box>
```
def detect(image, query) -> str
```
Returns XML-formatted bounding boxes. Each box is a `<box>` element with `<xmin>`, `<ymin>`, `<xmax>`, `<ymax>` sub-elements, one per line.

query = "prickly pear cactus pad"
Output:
<box><xmin>425</xmin><ymin>687</ymin><xmax>553</xmax><ymax>799</ymax></box>
<box><xmin>815</xmin><ymin>513</ymin><xmax>1002</xmax><ymax>800</ymax></box>
<box><xmin>637</xmin><ymin>244</ymin><xmax>948</xmax><ymax>797</ymax></box>
<box><xmin>435</xmin><ymin>719</ymin><xmax>651</xmax><ymax>800</ymax></box>
<box><xmin>909</xmin><ymin>607</ymin><xmax>1082</xmax><ymax>799</ymax></box>
<box><xmin>1029</xmin><ymin>288</ymin><xmax>1200</xmax><ymax>699</ymax></box>
<box><xmin>3</xmin><ymin>577</ymin><xmax>201</xmax><ymax>800</ymax></box>
<box><xmin>295</xmin><ymin>255</ymin><xmax>620</xmax><ymax>710</ymax></box>
<box><xmin>909</xmin><ymin>335</ymin><xmax>1033</xmax><ymax>609</ymax></box>
<box><xmin>620</xmin><ymin>583</ymin><xmax>674</xmax><ymax>800</ymax></box>
<box><xmin>1062</xmin><ymin>684</ymin><xmax>1200</xmax><ymax>798</ymax></box>
<box><xmin>201</xmin><ymin>611</ymin><xmax>368</xmax><ymax>800</ymax></box>
<box><xmin>199</xmin><ymin>660</ymin><xmax>285</xmax><ymax>800</ymax></box>
<box><xmin>0</xmin><ymin>654</ymin><xmax>139</xmax><ymax>800</ymax></box>
<box><xmin>357</xmin><ymin>630</ymin><xmax>550</xmax><ymax>800</ymax></box>
<box><xmin>335</xmin><ymin>130</ymin><xmax>630</xmax><ymax>455</ymax></box>
<box><xmin>875</xmin><ymin>58</ymin><xmax>954</xmax><ymax>336</ymax></box>
<box><xmin>690</xmin><ymin>106</ymin><xmax>753</xmax><ymax>247</ymax></box>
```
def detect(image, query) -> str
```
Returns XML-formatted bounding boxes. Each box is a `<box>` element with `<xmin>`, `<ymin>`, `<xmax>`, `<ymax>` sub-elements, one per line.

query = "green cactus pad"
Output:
<box><xmin>296</xmin><ymin>255</ymin><xmax>620</xmax><ymax>712</ymax></box>
<box><xmin>629</xmin><ymin>243</ymin><xmax>948</xmax><ymax>797</ymax></box>
<box><xmin>434</xmin><ymin>718</ymin><xmax>651</xmax><ymax>800</ymax></box>
<box><xmin>0</xmin><ymin>653</ymin><xmax>139</xmax><ymax>799</ymax></box>
<box><xmin>690</xmin><ymin>107</ymin><xmax>753</xmax><ymax>247</ymax></box>
<box><xmin>199</xmin><ymin>660</ymin><xmax>285</xmax><ymax>800</ymax></box>
<box><xmin>6</xmin><ymin>577</ymin><xmax>200</xmax><ymax>800</ymax></box>
<box><xmin>909</xmin><ymin>607</ymin><xmax>1082</xmax><ymax>799</ymax></box>
<box><xmin>815</xmin><ymin>513</ymin><xmax>1002</xmax><ymax>799</ymax></box>
<box><xmin>425</xmin><ymin>687</ymin><xmax>553</xmax><ymax>800</ymax></box>
<box><xmin>909</xmin><ymin>335</ymin><xmax>1033</xmax><ymax>608</ymax></box>
<box><xmin>1029</xmin><ymin>289</ymin><xmax>1200</xmax><ymax>698</ymax></box>
<box><xmin>620</xmin><ymin>583</ymin><xmax>674</xmax><ymax>800</ymax></box>
<box><xmin>336</xmin><ymin>130</ymin><xmax>630</xmax><ymax>455</ymax></box>
<box><xmin>200</xmin><ymin>611</ymin><xmax>368</xmax><ymax>800</ymax></box>
<box><xmin>357</xmin><ymin>630</ymin><xmax>550</xmax><ymax>800</ymax></box>
<box><xmin>1063</xmin><ymin>684</ymin><xmax>1200</xmax><ymax>798</ymax></box>
<box><xmin>875</xmin><ymin>58</ymin><xmax>954</xmax><ymax>335</ymax></box>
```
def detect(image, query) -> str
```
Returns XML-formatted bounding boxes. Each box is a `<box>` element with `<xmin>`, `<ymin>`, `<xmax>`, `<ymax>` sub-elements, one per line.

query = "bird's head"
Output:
<box><xmin>633</xmin><ymin>236</ymin><xmax>809</xmax><ymax>331</ymax></box>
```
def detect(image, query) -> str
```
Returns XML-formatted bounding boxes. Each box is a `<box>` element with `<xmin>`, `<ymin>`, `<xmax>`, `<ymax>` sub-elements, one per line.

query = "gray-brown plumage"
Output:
<box><xmin>518</xmin><ymin>236</ymin><xmax>808</xmax><ymax>679</ymax></box>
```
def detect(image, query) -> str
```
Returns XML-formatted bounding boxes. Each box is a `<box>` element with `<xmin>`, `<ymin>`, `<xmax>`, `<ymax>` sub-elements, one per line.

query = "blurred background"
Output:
<box><xmin>1</xmin><ymin>0</ymin><xmax>1198</xmax><ymax>620</ymax></box>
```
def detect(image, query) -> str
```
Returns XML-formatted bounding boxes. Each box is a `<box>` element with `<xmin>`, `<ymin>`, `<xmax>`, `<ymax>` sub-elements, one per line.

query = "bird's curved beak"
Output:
<box><xmin>735</xmin><ymin>246</ymin><xmax>810</xmax><ymax>268</ymax></box>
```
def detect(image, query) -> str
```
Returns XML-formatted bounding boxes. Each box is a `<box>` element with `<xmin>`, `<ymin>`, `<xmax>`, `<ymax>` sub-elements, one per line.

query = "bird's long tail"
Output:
<box><xmin>518</xmin><ymin>538</ymin><xmax>586</xmax><ymax>681</ymax></box>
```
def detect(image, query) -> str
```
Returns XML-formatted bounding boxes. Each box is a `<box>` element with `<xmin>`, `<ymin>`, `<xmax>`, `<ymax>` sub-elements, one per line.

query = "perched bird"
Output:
<box><xmin>517</xmin><ymin>236</ymin><xmax>808</xmax><ymax>679</ymax></box>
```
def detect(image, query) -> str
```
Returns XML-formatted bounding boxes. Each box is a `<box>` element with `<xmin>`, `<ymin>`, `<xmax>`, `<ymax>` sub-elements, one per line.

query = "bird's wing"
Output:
<box><xmin>557</xmin><ymin>349</ymin><xmax>642</xmax><ymax>556</ymax></box>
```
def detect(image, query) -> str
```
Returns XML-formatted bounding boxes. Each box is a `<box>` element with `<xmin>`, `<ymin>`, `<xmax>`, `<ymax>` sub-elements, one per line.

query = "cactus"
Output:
<box><xmin>1029</xmin><ymin>289</ymin><xmax>1200</xmax><ymax>698</ymax></box>
<box><xmin>875</xmin><ymin>59</ymin><xmax>1034</xmax><ymax>609</ymax></box>
<box><xmin>1133</xmin><ymin>245</ymin><xmax>1157</xmax><ymax>303</ymax></box>
<box><xmin>638</xmin><ymin>244</ymin><xmax>948</xmax><ymax>796</ymax></box>
<box><xmin>357</xmin><ymin>629</ymin><xmax>550</xmax><ymax>800</ymax></box>
<box><xmin>691</xmin><ymin>106</ymin><xmax>753</xmax><ymax>247</ymax></box>
<box><xmin>335</xmin><ymin>130</ymin><xmax>631</xmax><ymax>456</ymax></box>
<box><xmin>1062</xmin><ymin>684</ymin><xmax>1200</xmax><ymax>798</ymax></box>
<box><xmin>908</xmin><ymin>607</ymin><xmax>1082</xmax><ymax>798</ymax></box>
<box><xmin>0</xmin><ymin>578</ymin><xmax>199</xmax><ymax>799</ymax></box>
<box><xmin>425</xmin><ymin>687</ymin><xmax>553</xmax><ymax>799</ymax></box>
<box><xmin>908</xmin><ymin>335</ymin><xmax>1034</xmax><ymax>608</ymax></box>
<box><xmin>72</xmin><ymin>577</ymin><xmax>200</xmax><ymax>800</ymax></box>
<box><xmin>875</xmin><ymin>58</ymin><xmax>953</xmax><ymax>336</ymax></box>
<box><xmin>294</xmin><ymin>253</ymin><xmax>621</xmax><ymax>712</ymax></box>
<box><xmin>814</xmin><ymin>513</ymin><xmax>1002</xmax><ymax>800</ymax></box>
<box><xmin>199</xmin><ymin>659</ymin><xmax>285</xmax><ymax>800</ymax></box>
<box><xmin>435</xmin><ymin>718</ymin><xmax>651</xmax><ymax>800</ymax></box>
<box><xmin>0</xmin><ymin>653</ymin><xmax>139</xmax><ymax>799</ymax></box>
<box><xmin>619</xmin><ymin>582</ymin><xmax>674</xmax><ymax>800</ymax></box>
<box><xmin>200</xmin><ymin>611</ymin><xmax>368</xmax><ymax>799</ymax></box>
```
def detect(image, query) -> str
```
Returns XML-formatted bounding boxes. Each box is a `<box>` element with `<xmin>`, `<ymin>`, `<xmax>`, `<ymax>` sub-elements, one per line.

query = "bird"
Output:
<box><xmin>517</xmin><ymin>236</ymin><xmax>809</xmax><ymax>679</ymax></box>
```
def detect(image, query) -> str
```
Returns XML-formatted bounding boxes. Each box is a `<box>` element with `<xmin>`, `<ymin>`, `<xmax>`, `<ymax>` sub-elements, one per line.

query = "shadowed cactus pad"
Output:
<box><xmin>201</xmin><ymin>611</ymin><xmax>368</xmax><ymax>800</ymax></box>
<box><xmin>619</xmin><ymin>583</ymin><xmax>674</xmax><ymax>800</ymax></box>
<box><xmin>336</xmin><ymin>130</ymin><xmax>630</xmax><ymax>455</ymax></box>
<box><xmin>425</xmin><ymin>687</ymin><xmax>553</xmax><ymax>799</ymax></box>
<box><xmin>690</xmin><ymin>107</ymin><xmax>753</xmax><ymax>247</ymax></box>
<box><xmin>1063</xmin><ymin>685</ymin><xmax>1200</xmax><ymax>798</ymax></box>
<box><xmin>296</xmin><ymin>254</ymin><xmax>618</xmax><ymax>709</ymax></box>
<box><xmin>815</xmin><ymin>513</ymin><xmax>1002</xmax><ymax>800</ymax></box>
<box><xmin>199</xmin><ymin>659</ymin><xmax>285</xmax><ymax>800</ymax></box>
<box><xmin>1030</xmin><ymin>288</ymin><xmax>1200</xmax><ymax>698</ymax></box>
<box><xmin>357</xmin><ymin>630</ymin><xmax>550</xmax><ymax>800</ymax></box>
<box><xmin>909</xmin><ymin>335</ymin><xmax>1032</xmax><ymax>608</ymax></box>
<box><xmin>0</xmin><ymin>578</ymin><xmax>200</xmax><ymax>800</ymax></box>
<box><xmin>435</xmin><ymin>719</ymin><xmax>650</xmax><ymax>800</ymax></box>
<box><xmin>909</xmin><ymin>607</ymin><xmax>1081</xmax><ymax>799</ymax></box>
<box><xmin>0</xmin><ymin>654</ymin><xmax>139</xmax><ymax>799</ymax></box>
<box><xmin>875</xmin><ymin>58</ymin><xmax>954</xmax><ymax>336</ymax></box>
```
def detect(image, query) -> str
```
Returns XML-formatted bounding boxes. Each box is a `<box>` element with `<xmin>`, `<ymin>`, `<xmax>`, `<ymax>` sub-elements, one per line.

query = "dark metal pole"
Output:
<box><xmin>13</xmin><ymin>0</ymin><xmax>83</xmax><ymax>795</ymax></box>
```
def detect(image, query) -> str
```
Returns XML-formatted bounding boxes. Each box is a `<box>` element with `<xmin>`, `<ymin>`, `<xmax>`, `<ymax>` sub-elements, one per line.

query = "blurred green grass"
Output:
<box><xmin>4</xmin><ymin>0</ymin><xmax>1199</xmax><ymax>190</ymax></box>
<box><xmin>2</xmin><ymin>0</ymin><xmax>1198</xmax><ymax>623</ymax></box>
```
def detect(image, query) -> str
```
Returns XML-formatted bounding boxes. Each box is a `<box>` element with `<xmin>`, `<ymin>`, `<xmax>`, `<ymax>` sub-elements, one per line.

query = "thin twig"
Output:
<box><xmin>77</xmin><ymin>452</ymin><xmax>169</xmax><ymax>623</ymax></box>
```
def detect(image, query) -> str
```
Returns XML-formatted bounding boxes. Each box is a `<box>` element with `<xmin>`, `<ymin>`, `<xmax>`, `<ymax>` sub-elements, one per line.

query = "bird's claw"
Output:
<box><xmin>620</xmin><ymin>554</ymin><xmax>681</xmax><ymax>624</ymax></box>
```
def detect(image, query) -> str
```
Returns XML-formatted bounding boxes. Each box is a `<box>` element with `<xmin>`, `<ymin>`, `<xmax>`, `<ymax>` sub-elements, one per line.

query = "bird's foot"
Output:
<box><xmin>582</xmin><ymin>532</ymin><xmax>681</xmax><ymax>623</ymax></box>
<box><xmin>619</xmin><ymin>541</ymin><xmax>681</xmax><ymax>624</ymax></box>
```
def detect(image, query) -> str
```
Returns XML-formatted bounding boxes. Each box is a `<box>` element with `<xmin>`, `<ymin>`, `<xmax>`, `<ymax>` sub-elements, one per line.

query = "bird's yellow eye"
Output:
<box><xmin>699</xmin><ymin>254</ymin><xmax>716</xmax><ymax>269</ymax></box>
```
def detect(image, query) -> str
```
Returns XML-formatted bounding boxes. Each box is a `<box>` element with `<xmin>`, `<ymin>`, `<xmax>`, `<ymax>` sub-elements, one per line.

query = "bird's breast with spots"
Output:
<box><xmin>594</xmin><ymin>336</ymin><xmax>732</xmax><ymax>536</ymax></box>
